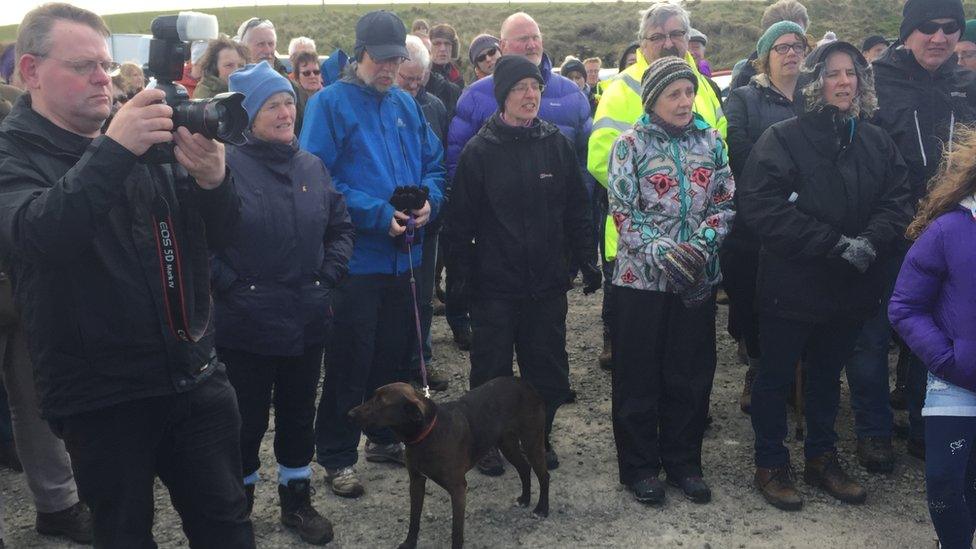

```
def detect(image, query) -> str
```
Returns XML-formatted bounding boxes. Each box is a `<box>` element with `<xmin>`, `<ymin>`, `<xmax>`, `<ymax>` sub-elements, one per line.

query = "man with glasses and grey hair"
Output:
<box><xmin>0</xmin><ymin>3</ymin><xmax>254</xmax><ymax>546</ymax></box>
<box><xmin>586</xmin><ymin>0</ymin><xmax>725</xmax><ymax>379</ymax></box>
<box><xmin>236</xmin><ymin>17</ymin><xmax>305</xmax><ymax>133</ymax></box>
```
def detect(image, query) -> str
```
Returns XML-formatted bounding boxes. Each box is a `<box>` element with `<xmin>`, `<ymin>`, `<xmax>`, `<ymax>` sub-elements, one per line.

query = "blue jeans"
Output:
<box><xmin>844</xmin><ymin>250</ymin><xmax>903</xmax><ymax>440</ymax></box>
<box><xmin>925</xmin><ymin>415</ymin><xmax>976</xmax><ymax>549</ymax></box>
<box><xmin>752</xmin><ymin>315</ymin><xmax>863</xmax><ymax>468</ymax></box>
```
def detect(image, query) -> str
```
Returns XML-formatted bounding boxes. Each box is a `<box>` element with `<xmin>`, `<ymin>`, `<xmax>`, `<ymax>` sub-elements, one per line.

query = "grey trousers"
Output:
<box><xmin>0</xmin><ymin>326</ymin><xmax>79</xmax><ymax>518</ymax></box>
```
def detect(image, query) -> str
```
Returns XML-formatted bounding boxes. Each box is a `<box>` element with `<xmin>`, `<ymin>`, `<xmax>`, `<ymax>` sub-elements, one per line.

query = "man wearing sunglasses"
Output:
<box><xmin>850</xmin><ymin>0</ymin><xmax>976</xmax><ymax>473</ymax></box>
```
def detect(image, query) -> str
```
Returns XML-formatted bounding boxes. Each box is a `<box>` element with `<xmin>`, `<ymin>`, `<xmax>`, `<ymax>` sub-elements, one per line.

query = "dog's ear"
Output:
<box><xmin>402</xmin><ymin>400</ymin><xmax>424</xmax><ymax>424</ymax></box>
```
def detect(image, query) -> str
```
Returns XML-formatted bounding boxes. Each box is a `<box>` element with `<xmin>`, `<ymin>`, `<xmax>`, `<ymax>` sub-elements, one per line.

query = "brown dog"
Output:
<box><xmin>348</xmin><ymin>377</ymin><xmax>549</xmax><ymax>549</ymax></box>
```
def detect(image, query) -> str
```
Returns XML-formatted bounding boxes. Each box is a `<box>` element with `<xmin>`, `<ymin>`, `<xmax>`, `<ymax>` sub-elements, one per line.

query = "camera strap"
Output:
<box><xmin>150</xmin><ymin>193</ymin><xmax>203</xmax><ymax>343</ymax></box>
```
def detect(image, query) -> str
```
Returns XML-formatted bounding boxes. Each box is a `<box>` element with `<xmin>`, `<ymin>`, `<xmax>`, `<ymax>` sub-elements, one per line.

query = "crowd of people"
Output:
<box><xmin>0</xmin><ymin>0</ymin><xmax>974</xmax><ymax>547</ymax></box>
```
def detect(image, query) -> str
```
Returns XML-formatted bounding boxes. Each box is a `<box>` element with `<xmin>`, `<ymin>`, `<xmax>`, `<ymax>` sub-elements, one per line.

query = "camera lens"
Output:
<box><xmin>172</xmin><ymin>92</ymin><xmax>248</xmax><ymax>146</ymax></box>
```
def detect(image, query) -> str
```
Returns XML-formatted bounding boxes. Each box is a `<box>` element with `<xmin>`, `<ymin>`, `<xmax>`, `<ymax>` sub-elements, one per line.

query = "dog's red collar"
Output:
<box><xmin>404</xmin><ymin>414</ymin><xmax>438</xmax><ymax>446</ymax></box>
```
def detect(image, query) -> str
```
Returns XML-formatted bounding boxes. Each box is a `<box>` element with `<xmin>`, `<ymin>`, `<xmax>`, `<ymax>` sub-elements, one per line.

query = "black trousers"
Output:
<box><xmin>54</xmin><ymin>369</ymin><xmax>254</xmax><ymax>549</ymax></box>
<box><xmin>469</xmin><ymin>294</ymin><xmax>570</xmax><ymax>435</ymax></box>
<box><xmin>315</xmin><ymin>273</ymin><xmax>409</xmax><ymax>470</ymax></box>
<box><xmin>220</xmin><ymin>345</ymin><xmax>323</xmax><ymax>478</ymax></box>
<box><xmin>594</xmin><ymin>186</ymin><xmax>615</xmax><ymax>332</ymax></box>
<box><xmin>611</xmin><ymin>287</ymin><xmax>716</xmax><ymax>484</ymax></box>
<box><xmin>719</xmin><ymin>246</ymin><xmax>760</xmax><ymax>359</ymax></box>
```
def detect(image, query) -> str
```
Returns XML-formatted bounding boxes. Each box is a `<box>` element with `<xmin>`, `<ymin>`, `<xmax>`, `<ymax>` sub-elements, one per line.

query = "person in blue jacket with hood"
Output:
<box><xmin>299</xmin><ymin>10</ymin><xmax>445</xmax><ymax>499</ymax></box>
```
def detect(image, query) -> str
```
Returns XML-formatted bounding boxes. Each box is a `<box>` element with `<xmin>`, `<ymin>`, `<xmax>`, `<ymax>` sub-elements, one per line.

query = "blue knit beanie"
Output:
<box><xmin>228</xmin><ymin>61</ymin><xmax>296</xmax><ymax>124</ymax></box>
<box><xmin>757</xmin><ymin>21</ymin><xmax>806</xmax><ymax>59</ymax></box>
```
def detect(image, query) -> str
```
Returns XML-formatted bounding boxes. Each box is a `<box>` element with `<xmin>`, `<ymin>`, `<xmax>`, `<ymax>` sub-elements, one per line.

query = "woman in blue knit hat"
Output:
<box><xmin>216</xmin><ymin>61</ymin><xmax>355</xmax><ymax>545</ymax></box>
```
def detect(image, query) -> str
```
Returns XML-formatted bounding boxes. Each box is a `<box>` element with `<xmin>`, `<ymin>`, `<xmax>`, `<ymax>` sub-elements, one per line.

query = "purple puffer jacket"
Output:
<box><xmin>446</xmin><ymin>53</ymin><xmax>592</xmax><ymax>182</ymax></box>
<box><xmin>889</xmin><ymin>204</ymin><xmax>976</xmax><ymax>392</ymax></box>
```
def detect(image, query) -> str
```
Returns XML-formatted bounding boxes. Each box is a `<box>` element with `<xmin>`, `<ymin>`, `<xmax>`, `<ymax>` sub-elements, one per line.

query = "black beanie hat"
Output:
<box><xmin>493</xmin><ymin>55</ymin><xmax>544</xmax><ymax>108</ymax></box>
<box><xmin>900</xmin><ymin>0</ymin><xmax>965</xmax><ymax>41</ymax></box>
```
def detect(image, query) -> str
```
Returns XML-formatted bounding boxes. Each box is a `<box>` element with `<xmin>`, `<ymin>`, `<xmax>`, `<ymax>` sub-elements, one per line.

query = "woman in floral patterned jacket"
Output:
<box><xmin>607</xmin><ymin>57</ymin><xmax>735</xmax><ymax>506</ymax></box>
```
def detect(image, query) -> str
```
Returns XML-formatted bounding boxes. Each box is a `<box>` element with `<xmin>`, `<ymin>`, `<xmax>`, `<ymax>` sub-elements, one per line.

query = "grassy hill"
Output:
<box><xmin>2</xmin><ymin>0</ymin><xmax>975</xmax><ymax>71</ymax></box>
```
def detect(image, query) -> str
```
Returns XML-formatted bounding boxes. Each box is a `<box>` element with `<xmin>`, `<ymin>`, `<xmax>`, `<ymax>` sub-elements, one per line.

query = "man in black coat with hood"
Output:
<box><xmin>444</xmin><ymin>55</ymin><xmax>601</xmax><ymax>475</ymax></box>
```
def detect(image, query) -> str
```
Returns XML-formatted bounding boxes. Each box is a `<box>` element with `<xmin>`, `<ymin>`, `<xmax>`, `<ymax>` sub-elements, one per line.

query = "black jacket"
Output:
<box><xmin>873</xmin><ymin>46</ymin><xmax>976</xmax><ymax>201</ymax></box>
<box><xmin>444</xmin><ymin>114</ymin><xmax>595</xmax><ymax>301</ymax></box>
<box><xmin>738</xmin><ymin>107</ymin><xmax>913</xmax><ymax>323</ymax></box>
<box><xmin>426</xmin><ymin>71</ymin><xmax>462</xmax><ymax>120</ymax></box>
<box><xmin>0</xmin><ymin>95</ymin><xmax>240</xmax><ymax>418</ymax></box>
<box><xmin>416</xmin><ymin>87</ymin><xmax>448</xmax><ymax>147</ymax></box>
<box><xmin>724</xmin><ymin>77</ymin><xmax>799</xmax><ymax>253</ymax></box>
<box><xmin>214</xmin><ymin>136</ymin><xmax>354</xmax><ymax>357</ymax></box>
<box><xmin>730</xmin><ymin>51</ymin><xmax>759</xmax><ymax>91</ymax></box>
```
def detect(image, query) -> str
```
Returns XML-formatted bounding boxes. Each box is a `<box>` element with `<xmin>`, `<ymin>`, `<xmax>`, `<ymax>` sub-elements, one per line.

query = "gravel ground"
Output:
<box><xmin>1</xmin><ymin>289</ymin><xmax>935</xmax><ymax>548</ymax></box>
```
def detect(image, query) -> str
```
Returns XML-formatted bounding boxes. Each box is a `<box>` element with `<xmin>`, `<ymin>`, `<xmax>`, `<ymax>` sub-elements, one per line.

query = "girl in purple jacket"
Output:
<box><xmin>889</xmin><ymin>127</ymin><xmax>976</xmax><ymax>549</ymax></box>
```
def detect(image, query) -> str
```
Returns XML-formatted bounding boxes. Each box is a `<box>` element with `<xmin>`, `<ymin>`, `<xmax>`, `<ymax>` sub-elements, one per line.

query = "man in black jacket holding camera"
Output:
<box><xmin>0</xmin><ymin>4</ymin><xmax>254</xmax><ymax>547</ymax></box>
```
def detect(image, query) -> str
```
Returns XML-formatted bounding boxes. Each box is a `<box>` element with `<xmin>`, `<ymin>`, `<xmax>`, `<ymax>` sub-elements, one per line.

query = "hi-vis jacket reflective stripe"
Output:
<box><xmin>588</xmin><ymin>49</ymin><xmax>726</xmax><ymax>261</ymax></box>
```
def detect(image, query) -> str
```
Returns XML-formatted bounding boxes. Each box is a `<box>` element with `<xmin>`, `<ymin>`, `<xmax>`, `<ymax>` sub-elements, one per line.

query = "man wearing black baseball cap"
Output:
<box><xmin>299</xmin><ymin>10</ymin><xmax>445</xmax><ymax>499</ymax></box>
<box><xmin>847</xmin><ymin>0</ymin><xmax>976</xmax><ymax>475</ymax></box>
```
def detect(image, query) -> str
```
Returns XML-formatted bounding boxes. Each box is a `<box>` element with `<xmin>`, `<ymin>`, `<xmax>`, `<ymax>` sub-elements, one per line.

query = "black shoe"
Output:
<box><xmin>629</xmin><ymin>477</ymin><xmax>666</xmax><ymax>505</ymax></box>
<box><xmin>857</xmin><ymin>436</ymin><xmax>895</xmax><ymax>473</ymax></box>
<box><xmin>565</xmin><ymin>388</ymin><xmax>577</xmax><ymax>404</ymax></box>
<box><xmin>453</xmin><ymin>326</ymin><xmax>472</xmax><ymax>351</ymax></box>
<box><xmin>907</xmin><ymin>438</ymin><xmax>926</xmax><ymax>461</ymax></box>
<box><xmin>667</xmin><ymin>475</ymin><xmax>712</xmax><ymax>503</ymax></box>
<box><xmin>477</xmin><ymin>447</ymin><xmax>505</xmax><ymax>476</ymax></box>
<box><xmin>244</xmin><ymin>484</ymin><xmax>255</xmax><ymax>515</ymax></box>
<box><xmin>36</xmin><ymin>501</ymin><xmax>93</xmax><ymax>544</ymax></box>
<box><xmin>545</xmin><ymin>444</ymin><xmax>559</xmax><ymax>470</ymax></box>
<box><xmin>0</xmin><ymin>438</ymin><xmax>22</xmax><ymax>473</ymax></box>
<box><xmin>279</xmin><ymin>479</ymin><xmax>334</xmax><ymax>545</ymax></box>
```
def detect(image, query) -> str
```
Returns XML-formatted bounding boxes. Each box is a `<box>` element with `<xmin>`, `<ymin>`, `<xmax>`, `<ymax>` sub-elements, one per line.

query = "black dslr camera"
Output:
<box><xmin>141</xmin><ymin>12</ymin><xmax>248</xmax><ymax>164</ymax></box>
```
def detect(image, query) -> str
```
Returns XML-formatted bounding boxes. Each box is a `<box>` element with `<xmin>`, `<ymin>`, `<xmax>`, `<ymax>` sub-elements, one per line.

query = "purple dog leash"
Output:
<box><xmin>404</xmin><ymin>217</ymin><xmax>430</xmax><ymax>398</ymax></box>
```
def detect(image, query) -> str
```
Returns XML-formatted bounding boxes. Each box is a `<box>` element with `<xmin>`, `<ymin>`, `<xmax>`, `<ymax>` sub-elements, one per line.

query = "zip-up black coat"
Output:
<box><xmin>738</xmin><ymin>107</ymin><xmax>913</xmax><ymax>323</ymax></box>
<box><xmin>873</xmin><ymin>46</ymin><xmax>976</xmax><ymax>202</ymax></box>
<box><xmin>724</xmin><ymin>78</ymin><xmax>799</xmax><ymax>253</ymax></box>
<box><xmin>213</xmin><ymin>136</ymin><xmax>354</xmax><ymax>357</ymax></box>
<box><xmin>0</xmin><ymin>95</ymin><xmax>240</xmax><ymax>419</ymax></box>
<box><xmin>444</xmin><ymin>113</ymin><xmax>595</xmax><ymax>300</ymax></box>
<box><xmin>426</xmin><ymin>71</ymin><xmax>462</xmax><ymax>120</ymax></box>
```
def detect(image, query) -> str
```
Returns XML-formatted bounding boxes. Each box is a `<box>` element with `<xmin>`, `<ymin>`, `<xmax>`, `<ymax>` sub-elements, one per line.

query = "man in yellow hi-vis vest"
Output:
<box><xmin>587</xmin><ymin>1</ymin><xmax>726</xmax><ymax>368</ymax></box>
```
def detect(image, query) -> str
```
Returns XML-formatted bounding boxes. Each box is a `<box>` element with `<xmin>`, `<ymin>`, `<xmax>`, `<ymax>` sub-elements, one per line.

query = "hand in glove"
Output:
<box><xmin>581</xmin><ymin>263</ymin><xmax>602</xmax><ymax>295</ymax></box>
<box><xmin>662</xmin><ymin>243</ymin><xmax>706</xmax><ymax>293</ymax></box>
<box><xmin>832</xmin><ymin>235</ymin><xmax>876</xmax><ymax>274</ymax></box>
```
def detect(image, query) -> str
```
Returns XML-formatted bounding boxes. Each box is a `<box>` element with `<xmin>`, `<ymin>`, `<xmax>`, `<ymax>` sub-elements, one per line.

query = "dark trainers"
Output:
<box><xmin>453</xmin><ymin>326</ymin><xmax>472</xmax><ymax>351</ymax></box>
<box><xmin>857</xmin><ymin>436</ymin><xmax>895</xmax><ymax>473</ymax></box>
<box><xmin>36</xmin><ymin>501</ymin><xmax>93</xmax><ymax>544</ymax></box>
<box><xmin>629</xmin><ymin>477</ymin><xmax>666</xmax><ymax>505</ymax></box>
<box><xmin>545</xmin><ymin>444</ymin><xmax>560</xmax><ymax>470</ymax></box>
<box><xmin>324</xmin><ymin>466</ymin><xmax>364</xmax><ymax>498</ymax></box>
<box><xmin>279</xmin><ymin>479</ymin><xmax>334</xmax><ymax>545</ymax></box>
<box><xmin>244</xmin><ymin>484</ymin><xmax>255</xmax><ymax>515</ymax></box>
<box><xmin>668</xmin><ymin>476</ymin><xmax>711</xmax><ymax>503</ymax></box>
<box><xmin>477</xmin><ymin>447</ymin><xmax>505</xmax><ymax>476</ymax></box>
<box><xmin>755</xmin><ymin>466</ymin><xmax>803</xmax><ymax>511</ymax></box>
<box><xmin>804</xmin><ymin>451</ymin><xmax>867</xmax><ymax>504</ymax></box>
<box><xmin>365</xmin><ymin>440</ymin><xmax>405</xmax><ymax>465</ymax></box>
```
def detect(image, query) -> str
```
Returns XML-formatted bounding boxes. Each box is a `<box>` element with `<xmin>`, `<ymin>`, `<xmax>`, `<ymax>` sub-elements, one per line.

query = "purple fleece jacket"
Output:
<box><xmin>889</xmin><ymin>204</ymin><xmax>976</xmax><ymax>392</ymax></box>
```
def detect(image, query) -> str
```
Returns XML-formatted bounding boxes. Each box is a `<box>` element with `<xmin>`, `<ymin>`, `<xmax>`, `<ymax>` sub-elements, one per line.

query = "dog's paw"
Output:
<box><xmin>516</xmin><ymin>495</ymin><xmax>530</xmax><ymax>507</ymax></box>
<box><xmin>532</xmin><ymin>506</ymin><xmax>549</xmax><ymax>519</ymax></box>
<box><xmin>397</xmin><ymin>542</ymin><xmax>417</xmax><ymax>549</ymax></box>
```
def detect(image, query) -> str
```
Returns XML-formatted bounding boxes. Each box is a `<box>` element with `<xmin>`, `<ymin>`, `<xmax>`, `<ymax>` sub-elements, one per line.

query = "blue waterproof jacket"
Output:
<box><xmin>299</xmin><ymin>68</ymin><xmax>445</xmax><ymax>275</ymax></box>
<box><xmin>214</xmin><ymin>136</ymin><xmax>355</xmax><ymax>356</ymax></box>
<box><xmin>446</xmin><ymin>53</ymin><xmax>593</xmax><ymax>184</ymax></box>
<box><xmin>320</xmin><ymin>49</ymin><xmax>348</xmax><ymax>88</ymax></box>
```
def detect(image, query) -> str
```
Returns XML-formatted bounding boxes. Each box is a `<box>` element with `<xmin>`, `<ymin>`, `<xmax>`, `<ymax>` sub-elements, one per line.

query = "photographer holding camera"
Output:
<box><xmin>0</xmin><ymin>4</ymin><xmax>254</xmax><ymax>547</ymax></box>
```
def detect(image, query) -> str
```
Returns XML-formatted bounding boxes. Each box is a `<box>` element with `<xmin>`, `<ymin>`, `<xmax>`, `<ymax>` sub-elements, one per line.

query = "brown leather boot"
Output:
<box><xmin>804</xmin><ymin>451</ymin><xmax>867</xmax><ymax>504</ymax></box>
<box><xmin>739</xmin><ymin>359</ymin><xmax>758</xmax><ymax>414</ymax></box>
<box><xmin>598</xmin><ymin>329</ymin><xmax>612</xmax><ymax>370</ymax></box>
<box><xmin>755</xmin><ymin>465</ymin><xmax>803</xmax><ymax>511</ymax></box>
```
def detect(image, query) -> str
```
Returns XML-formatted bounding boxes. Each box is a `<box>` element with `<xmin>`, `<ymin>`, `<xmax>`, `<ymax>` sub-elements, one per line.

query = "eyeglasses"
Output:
<box><xmin>397</xmin><ymin>74</ymin><xmax>424</xmax><ymax>85</ymax></box>
<box><xmin>475</xmin><ymin>47</ymin><xmax>498</xmax><ymax>63</ymax></box>
<box><xmin>643</xmin><ymin>30</ymin><xmax>687</xmax><ymax>44</ymax></box>
<box><xmin>511</xmin><ymin>81</ymin><xmax>544</xmax><ymax>94</ymax></box>
<box><xmin>39</xmin><ymin>55</ymin><xmax>120</xmax><ymax>77</ymax></box>
<box><xmin>770</xmin><ymin>42</ymin><xmax>807</xmax><ymax>55</ymax></box>
<box><xmin>301</xmin><ymin>69</ymin><xmax>321</xmax><ymax>77</ymax></box>
<box><xmin>917</xmin><ymin>20</ymin><xmax>962</xmax><ymax>36</ymax></box>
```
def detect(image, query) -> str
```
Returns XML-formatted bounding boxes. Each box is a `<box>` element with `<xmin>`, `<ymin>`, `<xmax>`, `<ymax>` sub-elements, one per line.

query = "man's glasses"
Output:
<box><xmin>301</xmin><ymin>69</ymin><xmax>321</xmax><ymax>77</ymax></box>
<box><xmin>511</xmin><ymin>81</ymin><xmax>544</xmax><ymax>94</ymax></box>
<box><xmin>643</xmin><ymin>30</ymin><xmax>687</xmax><ymax>44</ymax></box>
<box><xmin>40</xmin><ymin>55</ymin><xmax>120</xmax><ymax>77</ymax></box>
<box><xmin>770</xmin><ymin>42</ymin><xmax>807</xmax><ymax>55</ymax></box>
<box><xmin>917</xmin><ymin>20</ymin><xmax>962</xmax><ymax>36</ymax></box>
<box><xmin>475</xmin><ymin>47</ymin><xmax>498</xmax><ymax>63</ymax></box>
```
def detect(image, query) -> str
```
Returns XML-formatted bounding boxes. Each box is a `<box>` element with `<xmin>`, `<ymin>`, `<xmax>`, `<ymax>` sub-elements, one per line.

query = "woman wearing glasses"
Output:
<box><xmin>193</xmin><ymin>36</ymin><xmax>248</xmax><ymax>99</ymax></box>
<box><xmin>722</xmin><ymin>21</ymin><xmax>806</xmax><ymax>414</ymax></box>
<box><xmin>291</xmin><ymin>51</ymin><xmax>323</xmax><ymax>98</ymax></box>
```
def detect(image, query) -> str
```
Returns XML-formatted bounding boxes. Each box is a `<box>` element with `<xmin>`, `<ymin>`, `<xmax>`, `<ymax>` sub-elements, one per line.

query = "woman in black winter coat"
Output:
<box><xmin>739</xmin><ymin>42</ymin><xmax>912</xmax><ymax>512</ymax></box>
<box><xmin>722</xmin><ymin>21</ymin><xmax>807</xmax><ymax>412</ymax></box>
<box><xmin>215</xmin><ymin>62</ymin><xmax>354</xmax><ymax>545</ymax></box>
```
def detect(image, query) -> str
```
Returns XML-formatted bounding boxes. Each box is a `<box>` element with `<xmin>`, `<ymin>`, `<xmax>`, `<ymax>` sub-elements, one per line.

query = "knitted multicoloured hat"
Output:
<box><xmin>640</xmin><ymin>57</ymin><xmax>697</xmax><ymax>110</ymax></box>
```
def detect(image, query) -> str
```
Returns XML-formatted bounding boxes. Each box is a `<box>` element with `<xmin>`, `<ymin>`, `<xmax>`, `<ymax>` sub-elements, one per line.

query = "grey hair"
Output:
<box><xmin>761</xmin><ymin>0</ymin><xmax>810</xmax><ymax>31</ymax></box>
<box><xmin>638</xmin><ymin>1</ymin><xmax>690</xmax><ymax>41</ymax></box>
<box><xmin>288</xmin><ymin>36</ymin><xmax>316</xmax><ymax>57</ymax></box>
<box><xmin>236</xmin><ymin>18</ymin><xmax>276</xmax><ymax>44</ymax></box>
<box><xmin>404</xmin><ymin>34</ymin><xmax>431</xmax><ymax>70</ymax></box>
<box><xmin>801</xmin><ymin>52</ymin><xmax>877</xmax><ymax>118</ymax></box>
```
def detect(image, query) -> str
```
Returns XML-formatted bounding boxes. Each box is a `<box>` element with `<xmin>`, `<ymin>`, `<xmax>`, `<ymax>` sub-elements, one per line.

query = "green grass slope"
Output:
<box><xmin>1</xmin><ymin>0</ymin><xmax>974</xmax><ymax>71</ymax></box>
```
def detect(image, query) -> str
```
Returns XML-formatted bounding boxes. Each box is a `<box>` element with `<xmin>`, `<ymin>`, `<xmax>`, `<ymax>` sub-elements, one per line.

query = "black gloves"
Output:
<box><xmin>581</xmin><ymin>263</ymin><xmax>602</xmax><ymax>295</ymax></box>
<box><xmin>832</xmin><ymin>235</ymin><xmax>877</xmax><ymax>274</ymax></box>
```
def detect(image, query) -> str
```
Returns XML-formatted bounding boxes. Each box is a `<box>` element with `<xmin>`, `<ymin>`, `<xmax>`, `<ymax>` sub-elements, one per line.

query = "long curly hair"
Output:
<box><xmin>800</xmin><ymin>51</ymin><xmax>877</xmax><ymax>118</ymax></box>
<box><xmin>907</xmin><ymin>125</ymin><xmax>976</xmax><ymax>240</ymax></box>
